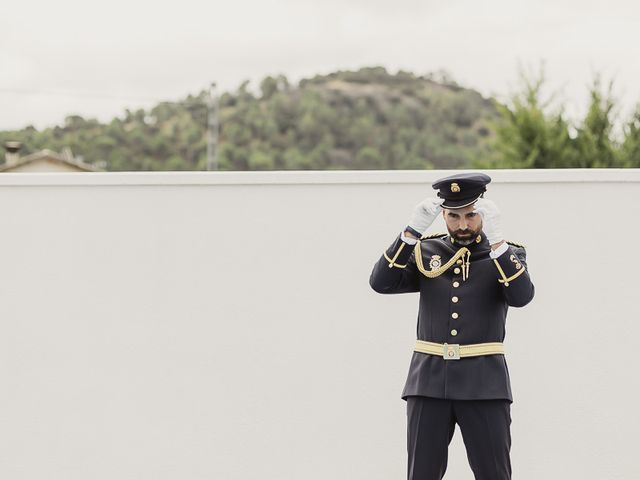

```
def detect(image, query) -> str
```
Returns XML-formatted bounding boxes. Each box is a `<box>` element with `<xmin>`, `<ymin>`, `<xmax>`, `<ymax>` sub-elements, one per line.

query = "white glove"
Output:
<box><xmin>407</xmin><ymin>197</ymin><xmax>445</xmax><ymax>235</ymax></box>
<box><xmin>473</xmin><ymin>198</ymin><xmax>504</xmax><ymax>245</ymax></box>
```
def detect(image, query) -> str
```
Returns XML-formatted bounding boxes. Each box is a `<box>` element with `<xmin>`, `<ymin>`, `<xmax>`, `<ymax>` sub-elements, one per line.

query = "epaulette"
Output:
<box><xmin>506</xmin><ymin>240</ymin><xmax>527</xmax><ymax>249</ymax></box>
<box><xmin>420</xmin><ymin>232</ymin><xmax>447</xmax><ymax>240</ymax></box>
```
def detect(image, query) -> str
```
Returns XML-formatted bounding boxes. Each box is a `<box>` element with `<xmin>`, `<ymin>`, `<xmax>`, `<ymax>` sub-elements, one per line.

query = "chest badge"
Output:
<box><xmin>429</xmin><ymin>255</ymin><xmax>442</xmax><ymax>270</ymax></box>
<box><xmin>509</xmin><ymin>254</ymin><xmax>522</xmax><ymax>269</ymax></box>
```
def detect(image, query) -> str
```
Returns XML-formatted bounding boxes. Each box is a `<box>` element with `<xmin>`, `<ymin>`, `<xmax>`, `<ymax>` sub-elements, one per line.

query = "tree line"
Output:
<box><xmin>1</xmin><ymin>66</ymin><xmax>639</xmax><ymax>170</ymax></box>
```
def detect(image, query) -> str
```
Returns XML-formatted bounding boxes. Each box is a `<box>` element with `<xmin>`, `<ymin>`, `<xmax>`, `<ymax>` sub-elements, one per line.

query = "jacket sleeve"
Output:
<box><xmin>369</xmin><ymin>233</ymin><xmax>420</xmax><ymax>294</ymax></box>
<box><xmin>492</xmin><ymin>244</ymin><xmax>535</xmax><ymax>307</ymax></box>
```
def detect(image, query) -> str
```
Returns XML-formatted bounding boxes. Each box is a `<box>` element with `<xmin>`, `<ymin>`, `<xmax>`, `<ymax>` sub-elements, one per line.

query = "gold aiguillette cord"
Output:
<box><xmin>415</xmin><ymin>244</ymin><xmax>472</xmax><ymax>281</ymax></box>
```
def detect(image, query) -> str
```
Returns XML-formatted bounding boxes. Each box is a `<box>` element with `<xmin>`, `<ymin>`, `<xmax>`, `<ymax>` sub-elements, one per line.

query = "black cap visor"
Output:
<box><xmin>441</xmin><ymin>193</ymin><xmax>483</xmax><ymax>209</ymax></box>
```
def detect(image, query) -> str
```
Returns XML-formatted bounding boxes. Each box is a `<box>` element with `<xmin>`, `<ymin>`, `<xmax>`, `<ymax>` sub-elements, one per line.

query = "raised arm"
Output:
<box><xmin>474</xmin><ymin>197</ymin><xmax>535</xmax><ymax>307</ymax></box>
<box><xmin>369</xmin><ymin>197</ymin><xmax>444</xmax><ymax>294</ymax></box>
<box><xmin>491</xmin><ymin>244</ymin><xmax>535</xmax><ymax>307</ymax></box>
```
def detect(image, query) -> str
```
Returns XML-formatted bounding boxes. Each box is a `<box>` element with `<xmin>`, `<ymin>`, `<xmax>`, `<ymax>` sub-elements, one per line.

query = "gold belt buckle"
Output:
<box><xmin>443</xmin><ymin>343</ymin><xmax>460</xmax><ymax>360</ymax></box>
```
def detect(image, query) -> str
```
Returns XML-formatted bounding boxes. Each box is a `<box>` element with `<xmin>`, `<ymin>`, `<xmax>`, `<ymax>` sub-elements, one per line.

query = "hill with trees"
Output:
<box><xmin>3</xmin><ymin>66</ymin><xmax>639</xmax><ymax>170</ymax></box>
<box><xmin>0</xmin><ymin>67</ymin><xmax>500</xmax><ymax>171</ymax></box>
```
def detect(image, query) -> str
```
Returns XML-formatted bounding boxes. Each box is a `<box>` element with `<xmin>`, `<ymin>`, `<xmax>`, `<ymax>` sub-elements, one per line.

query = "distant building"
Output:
<box><xmin>1</xmin><ymin>141</ymin><xmax>104</xmax><ymax>172</ymax></box>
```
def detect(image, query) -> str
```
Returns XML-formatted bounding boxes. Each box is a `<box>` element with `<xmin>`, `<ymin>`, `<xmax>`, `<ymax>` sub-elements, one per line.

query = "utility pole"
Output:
<box><xmin>206</xmin><ymin>82</ymin><xmax>219</xmax><ymax>171</ymax></box>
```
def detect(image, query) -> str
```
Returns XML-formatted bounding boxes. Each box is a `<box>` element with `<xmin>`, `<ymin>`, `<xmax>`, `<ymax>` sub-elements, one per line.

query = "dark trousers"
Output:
<box><xmin>406</xmin><ymin>396</ymin><xmax>512</xmax><ymax>480</ymax></box>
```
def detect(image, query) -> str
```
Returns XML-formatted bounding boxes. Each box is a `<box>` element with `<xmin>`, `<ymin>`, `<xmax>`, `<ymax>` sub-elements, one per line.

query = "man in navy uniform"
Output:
<box><xmin>369</xmin><ymin>172</ymin><xmax>535</xmax><ymax>480</ymax></box>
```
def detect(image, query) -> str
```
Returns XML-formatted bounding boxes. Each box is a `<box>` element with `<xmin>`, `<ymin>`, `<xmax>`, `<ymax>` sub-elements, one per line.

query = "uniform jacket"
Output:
<box><xmin>369</xmin><ymin>230</ymin><xmax>535</xmax><ymax>402</ymax></box>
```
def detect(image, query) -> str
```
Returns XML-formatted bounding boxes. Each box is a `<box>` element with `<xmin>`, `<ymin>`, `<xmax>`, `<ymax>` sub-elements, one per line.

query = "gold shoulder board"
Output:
<box><xmin>420</xmin><ymin>232</ymin><xmax>447</xmax><ymax>240</ymax></box>
<box><xmin>506</xmin><ymin>240</ymin><xmax>527</xmax><ymax>248</ymax></box>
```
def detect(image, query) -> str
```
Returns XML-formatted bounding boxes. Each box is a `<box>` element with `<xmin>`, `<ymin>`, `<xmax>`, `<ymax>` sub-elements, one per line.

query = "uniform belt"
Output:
<box><xmin>415</xmin><ymin>339</ymin><xmax>505</xmax><ymax>360</ymax></box>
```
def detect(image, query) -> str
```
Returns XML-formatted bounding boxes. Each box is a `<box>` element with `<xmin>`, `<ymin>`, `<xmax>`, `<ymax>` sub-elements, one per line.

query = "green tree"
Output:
<box><xmin>573</xmin><ymin>76</ymin><xmax>622</xmax><ymax>167</ymax></box>
<box><xmin>474</xmin><ymin>66</ymin><xmax>575</xmax><ymax>169</ymax></box>
<box><xmin>621</xmin><ymin>107</ymin><xmax>640</xmax><ymax>167</ymax></box>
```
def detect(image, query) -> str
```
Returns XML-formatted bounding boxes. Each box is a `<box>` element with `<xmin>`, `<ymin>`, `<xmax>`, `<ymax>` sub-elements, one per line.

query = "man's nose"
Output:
<box><xmin>459</xmin><ymin>219</ymin><xmax>468</xmax><ymax>230</ymax></box>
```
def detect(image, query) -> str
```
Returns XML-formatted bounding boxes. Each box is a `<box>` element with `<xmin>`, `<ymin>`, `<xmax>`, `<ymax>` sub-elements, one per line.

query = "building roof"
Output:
<box><xmin>0</xmin><ymin>148</ymin><xmax>103</xmax><ymax>172</ymax></box>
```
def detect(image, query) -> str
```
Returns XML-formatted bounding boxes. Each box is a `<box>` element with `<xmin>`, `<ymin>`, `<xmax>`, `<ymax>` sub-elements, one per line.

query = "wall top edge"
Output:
<box><xmin>0</xmin><ymin>169</ymin><xmax>639</xmax><ymax>186</ymax></box>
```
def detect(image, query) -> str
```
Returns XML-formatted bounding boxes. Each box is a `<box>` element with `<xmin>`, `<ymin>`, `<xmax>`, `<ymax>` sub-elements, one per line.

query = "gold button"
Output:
<box><xmin>454</xmin><ymin>267</ymin><xmax>460</xmax><ymax>274</ymax></box>
<box><xmin>453</xmin><ymin>281</ymin><xmax>460</xmax><ymax>288</ymax></box>
<box><xmin>456</xmin><ymin>259</ymin><xmax>463</xmax><ymax>265</ymax></box>
<box><xmin>505</xmin><ymin>282</ymin><xmax>510</xmax><ymax>287</ymax></box>
<box><xmin>451</xmin><ymin>329</ymin><xmax>458</xmax><ymax>336</ymax></box>
<box><xmin>452</xmin><ymin>296</ymin><xmax>459</xmax><ymax>303</ymax></box>
<box><xmin>451</xmin><ymin>312</ymin><xmax>459</xmax><ymax>319</ymax></box>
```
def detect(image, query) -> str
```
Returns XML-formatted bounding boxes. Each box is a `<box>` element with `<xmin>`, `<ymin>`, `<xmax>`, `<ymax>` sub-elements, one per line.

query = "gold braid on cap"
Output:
<box><xmin>414</xmin><ymin>243</ymin><xmax>472</xmax><ymax>281</ymax></box>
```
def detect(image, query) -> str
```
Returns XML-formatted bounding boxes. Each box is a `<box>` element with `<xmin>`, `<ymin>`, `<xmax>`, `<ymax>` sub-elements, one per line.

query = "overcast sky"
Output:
<box><xmin>1</xmin><ymin>0</ymin><xmax>639</xmax><ymax>130</ymax></box>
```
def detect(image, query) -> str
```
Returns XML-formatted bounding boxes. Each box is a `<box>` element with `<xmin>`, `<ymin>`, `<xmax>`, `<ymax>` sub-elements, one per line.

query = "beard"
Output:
<box><xmin>447</xmin><ymin>226</ymin><xmax>481</xmax><ymax>246</ymax></box>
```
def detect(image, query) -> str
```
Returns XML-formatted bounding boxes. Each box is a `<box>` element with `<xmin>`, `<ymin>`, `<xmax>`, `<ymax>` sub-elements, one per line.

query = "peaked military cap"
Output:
<box><xmin>432</xmin><ymin>172</ymin><xmax>492</xmax><ymax>209</ymax></box>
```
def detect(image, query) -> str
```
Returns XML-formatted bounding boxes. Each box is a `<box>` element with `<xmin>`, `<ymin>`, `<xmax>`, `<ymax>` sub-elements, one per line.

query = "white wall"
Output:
<box><xmin>0</xmin><ymin>169</ymin><xmax>638</xmax><ymax>480</ymax></box>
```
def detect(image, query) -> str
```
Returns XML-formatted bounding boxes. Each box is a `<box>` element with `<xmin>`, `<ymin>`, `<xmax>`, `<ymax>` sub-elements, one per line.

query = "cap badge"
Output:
<box><xmin>429</xmin><ymin>255</ymin><xmax>442</xmax><ymax>270</ymax></box>
<box><xmin>450</xmin><ymin>182</ymin><xmax>460</xmax><ymax>193</ymax></box>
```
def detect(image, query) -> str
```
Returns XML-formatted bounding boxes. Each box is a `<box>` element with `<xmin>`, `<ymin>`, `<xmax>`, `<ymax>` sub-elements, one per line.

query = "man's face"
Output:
<box><xmin>442</xmin><ymin>203</ymin><xmax>483</xmax><ymax>245</ymax></box>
